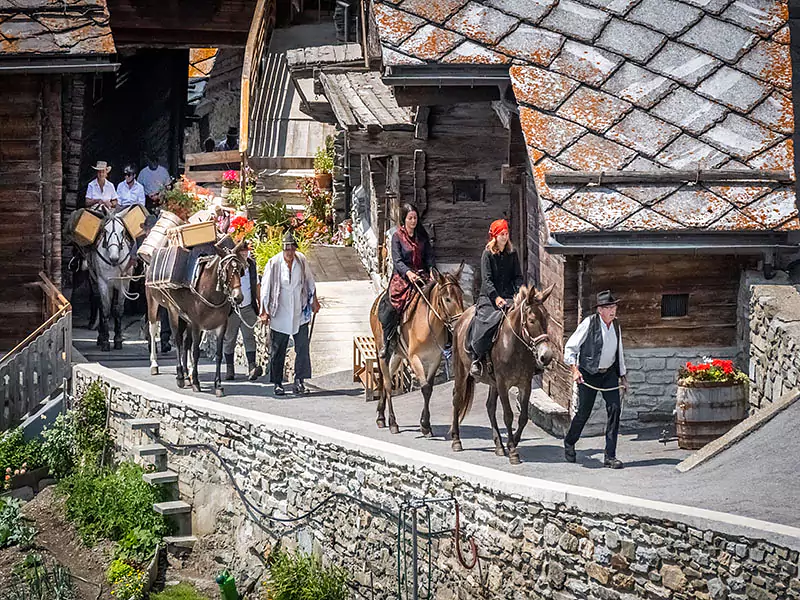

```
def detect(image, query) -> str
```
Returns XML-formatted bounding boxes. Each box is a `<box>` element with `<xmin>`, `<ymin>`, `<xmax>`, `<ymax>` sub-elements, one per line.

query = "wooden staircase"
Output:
<box><xmin>129</xmin><ymin>418</ymin><xmax>197</xmax><ymax>549</ymax></box>
<box><xmin>253</xmin><ymin>162</ymin><xmax>315</xmax><ymax>212</ymax></box>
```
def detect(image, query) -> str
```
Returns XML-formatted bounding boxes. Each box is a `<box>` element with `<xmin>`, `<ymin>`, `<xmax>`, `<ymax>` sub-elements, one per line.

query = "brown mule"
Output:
<box><xmin>146</xmin><ymin>244</ymin><xmax>245</xmax><ymax>397</ymax></box>
<box><xmin>369</xmin><ymin>267</ymin><xmax>465</xmax><ymax>436</ymax></box>
<box><xmin>450</xmin><ymin>284</ymin><xmax>555</xmax><ymax>464</ymax></box>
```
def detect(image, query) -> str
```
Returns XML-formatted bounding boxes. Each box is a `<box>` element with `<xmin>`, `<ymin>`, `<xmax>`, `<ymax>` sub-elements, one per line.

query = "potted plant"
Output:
<box><xmin>221</xmin><ymin>170</ymin><xmax>238</xmax><ymax>198</ymax></box>
<box><xmin>313</xmin><ymin>136</ymin><xmax>334</xmax><ymax>189</ymax></box>
<box><xmin>675</xmin><ymin>358</ymin><xmax>749</xmax><ymax>450</ymax></box>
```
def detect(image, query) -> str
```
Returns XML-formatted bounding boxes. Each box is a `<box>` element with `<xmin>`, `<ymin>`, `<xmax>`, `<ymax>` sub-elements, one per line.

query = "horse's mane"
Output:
<box><xmin>514</xmin><ymin>286</ymin><xmax>529</xmax><ymax>307</ymax></box>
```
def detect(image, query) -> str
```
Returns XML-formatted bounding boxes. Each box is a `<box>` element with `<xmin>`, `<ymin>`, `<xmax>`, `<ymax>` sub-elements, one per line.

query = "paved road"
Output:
<box><xmin>71</xmin><ymin>247</ymin><xmax>800</xmax><ymax>528</ymax></box>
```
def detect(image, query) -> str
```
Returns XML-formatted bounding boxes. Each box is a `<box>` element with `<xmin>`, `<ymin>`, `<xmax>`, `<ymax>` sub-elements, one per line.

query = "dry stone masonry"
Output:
<box><xmin>74</xmin><ymin>365</ymin><xmax>800</xmax><ymax>600</ymax></box>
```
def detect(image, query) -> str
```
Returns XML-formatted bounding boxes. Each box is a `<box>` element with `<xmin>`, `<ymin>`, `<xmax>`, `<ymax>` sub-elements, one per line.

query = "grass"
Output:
<box><xmin>150</xmin><ymin>582</ymin><xmax>211</xmax><ymax>600</ymax></box>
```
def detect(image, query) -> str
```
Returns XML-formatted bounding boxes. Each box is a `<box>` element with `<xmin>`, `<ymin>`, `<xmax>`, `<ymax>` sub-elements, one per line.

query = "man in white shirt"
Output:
<box><xmin>223</xmin><ymin>243</ymin><xmax>262</xmax><ymax>381</ymax></box>
<box><xmin>563</xmin><ymin>290</ymin><xmax>629</xmax><ymax>469</ymax></box>
<box><xmin>138</xmin><ymin>154</ymin><xmax>171</xmax><ymax>206</ymax></box>
<box><xmin>116</xmin><ymin>164</ymin><xmax>146</xmax><ymax>208</ymax></box>
<box><xmin>259</xmin><ymin>231</ymin><xmax>320</xmax><ymax>396</ymax></box>
<box><xmin>86</xmin><ymin>161</ymin><xmax>118</xmax><ymax>210</ymax></box>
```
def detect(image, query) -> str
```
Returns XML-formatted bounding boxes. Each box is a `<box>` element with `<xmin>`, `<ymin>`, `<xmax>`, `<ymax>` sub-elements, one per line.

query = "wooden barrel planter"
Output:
<box><xmin>676</xmin><ymin>382</ymin><xmax>748</xmax><ymax>450</ymax></box>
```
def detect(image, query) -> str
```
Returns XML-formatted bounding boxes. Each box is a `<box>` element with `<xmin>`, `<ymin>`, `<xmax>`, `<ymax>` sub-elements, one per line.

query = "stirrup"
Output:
<box><xmin>469</xmin><ymin>360</ymin><xmax>483</xmax><ymax>377</ymax></box>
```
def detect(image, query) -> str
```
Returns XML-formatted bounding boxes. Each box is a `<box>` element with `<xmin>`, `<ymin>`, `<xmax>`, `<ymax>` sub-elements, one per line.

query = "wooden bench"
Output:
<box><xmin>353</xmin><ymin>336</ymin><xmax>413</xmax><ymax>402</ymax></box>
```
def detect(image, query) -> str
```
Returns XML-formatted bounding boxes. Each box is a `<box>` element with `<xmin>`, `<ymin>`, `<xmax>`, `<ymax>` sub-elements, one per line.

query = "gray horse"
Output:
<box><xmin>88</xmin><ymin>213</ymin><xmax>135</xmax><ymax>351</ymax></box>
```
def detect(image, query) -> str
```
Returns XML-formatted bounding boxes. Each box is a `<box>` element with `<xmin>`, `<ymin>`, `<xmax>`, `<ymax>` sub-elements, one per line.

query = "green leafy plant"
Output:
<box><xmin>150</xmin><ymin>582</ymin><xmax>211</xmax><ymax>600</ymax></box>
<box><xmin>158</xmin><ymin>176</ymin><xmax>209</xmax><ymax>221</ymax></box>
<box><xmin>73</xmin><ymin>381</ymin><xmax>112</xmax><ymax>468</ymax></box>
<box><xmin>297</xmin><ymin>178</ymin><xmax>333</xmax><ymax>225</ymax></box>
<box><xmin>0</xmin><ymin>497</ymin><xmax>37</xmax><ymax>550</ymax></box>
<box><xmin>313</xmin><ymin>136</ymin><xmax>335</xmax><ymax>174</ymax></box>
<box><xmin>254</xmin><ymin>200</ymin><xmax>290</xmax><ymax>234</ymax></box>
<box><xmin>251</xmin><ymin>227</ymin><xmax>312</xmax><ymax>273</ymax></box>
<box><xmin>0</xmin><ymin>428</ymin><xmax>44</xmax><ymax>489</ymax></box>
<box><xmin>2</xmin><ymin>553</ymin><xmax>76</xmax><ymax>600</ymax></box>
<box><xmin>226</xmin><ymin>184</ymin><xmax>255</xmax><ymax>211</ymax></box>
<box><xmin>107</xmin><ymin>558</ymin><xmax>145</xmax><ymax>600</ymax></box>
<box><xmin>60</xmin><ymin>461</ymin><xmax>171</xmax><ymax>553</ymax></box>
<box><xmin>678</xmin><ymin>358</ymin><xmax>749</xmax><ymax>387</ymax></box>
<box><xmin>41</xmin><ymin>412</ymin><xmax>77</xmax><ymax>479</ymax></box>
<box><xmin>264</xmin><ymin>549</ymin><xmax>349</xmax><ymax>600</ymax></box>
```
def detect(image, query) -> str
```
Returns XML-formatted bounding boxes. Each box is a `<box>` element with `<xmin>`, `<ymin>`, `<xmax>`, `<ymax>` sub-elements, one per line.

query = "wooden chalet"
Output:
<box><xmin>0</xmin><ymin>0</ymin><xmax>117</xmax><ymax>349</ymax></box>
<box><xmin>314</xmin><ymin>0</ymin><xmax>799</xmax><ymax>429</ymax></box>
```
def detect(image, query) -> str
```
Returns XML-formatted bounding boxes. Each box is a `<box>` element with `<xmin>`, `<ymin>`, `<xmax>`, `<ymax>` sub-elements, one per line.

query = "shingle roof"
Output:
<box><xmin>372</xmin><ymin>0</ymin><xmax>796</xmax><ymax>235</ymax></box>
<box><xmin>0</xmin><ymin>0</ymin><xmax>115</xmax><ymax>56</ymax></box>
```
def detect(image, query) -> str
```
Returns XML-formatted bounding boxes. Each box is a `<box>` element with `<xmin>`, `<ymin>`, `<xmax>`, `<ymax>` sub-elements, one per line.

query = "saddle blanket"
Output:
<box><xmin>147</xmin><ymin>243</ymin><xmax>216</xmax><ymax>290</ymax></box>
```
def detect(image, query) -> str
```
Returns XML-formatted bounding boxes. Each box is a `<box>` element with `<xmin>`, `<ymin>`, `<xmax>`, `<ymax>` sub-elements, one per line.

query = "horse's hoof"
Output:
<box><xmin>420</xmin><ymin>428</ymin><xmax>433</xmax><ymax>438</ymax></box>
<box><xmin>495</xmin><ymin>446</ymin><xmax>505</xmax><ymax>457</ymax></box>
<box><xmin>114</xmin><ymin>340</ymin><xmax>123</xmax><ymax>350</ymax></box>
<box><xmin>150</xmin><ymin>366</ymin><xmax>159</xmax><ymax>376</ymax></box>
<box><xmin>389</xmin><ymin>424</ymin><xmax>400</xmax><ymax>435</ymax></box>
<box><xmin>452</xmin><ymin>440</ymin><xmax>463</xmax><ymax>452</ymax></box>
<box><xmin>176</xmin><ymin>378</ymin><xmax>185</xmax><ymax>389</ymax></box>
<box><xmin>215</xmin><ymin>387</ymin><xmax>224</xmax><ymax>398</ymax></box>
<box><xmin>509</xmin><ymin>452</ymin><xmax>521</xmax><ymax>465</ymax></box>
<box><xmin>101</xmin><ymin>343</ymin><xmax>111</xmax><ymax>352</ymax></box>
<box><xmin>192</xmin><ymin>383</ymin><xmax>202</xmax><ymax>393</ymax></box>
<box><xmin>376</xmin><ymin>419</ymin><xmax>386</xmax><ymax>429</ymax></box>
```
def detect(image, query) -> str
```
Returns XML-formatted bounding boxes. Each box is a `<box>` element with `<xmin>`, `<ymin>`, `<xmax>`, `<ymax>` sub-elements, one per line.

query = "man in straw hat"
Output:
<box><xmin>563</xmin><ymin>290</ymin><xmax>630</xmax><ymax>469</ymax></box>
<box><xmin>86</xmin><ymin>160</ymin><xmax>118</xmax><ymax>210</ymax></box>
<box><xmin>259</xmin><ymin>231</ymin><xmax>320</xmax><ymax>396</ymax></box>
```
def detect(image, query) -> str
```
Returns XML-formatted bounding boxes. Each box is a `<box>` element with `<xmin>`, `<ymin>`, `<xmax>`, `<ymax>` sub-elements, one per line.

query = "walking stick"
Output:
<box><xmin>308</xmin><ymin>311</ymin><xmax>317</xmax><ymax>342</ymax></box>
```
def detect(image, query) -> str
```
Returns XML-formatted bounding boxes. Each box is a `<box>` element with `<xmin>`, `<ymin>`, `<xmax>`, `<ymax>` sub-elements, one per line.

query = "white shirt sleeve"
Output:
<box><xmin>617</xmin><ymin>324</ymin><xmax>627</xmax><ymax>377</ymax></box>
<box><xmin>563</xmin><ymin>316</ymin><xmax>592</xmax><ymax>366</ymax></box>
<box><xmin>259</xmin><ymin>260</ymin><xmax>272</xmax><ymax>314</ymax></box>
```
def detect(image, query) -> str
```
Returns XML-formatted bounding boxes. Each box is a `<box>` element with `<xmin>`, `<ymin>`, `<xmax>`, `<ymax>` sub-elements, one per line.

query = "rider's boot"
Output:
<box><xmin>469</xmin><ymin>357</ymin><xmax>484</xmax><ymax>378</ymax></box>
<box><xmin>246</xmin><ymin>350</ymin><xmax>263</xmax><ymax>381</ymax></box>
<box><xmin>224</xmin><ymin>353</ymin><xmax>235</xmax><ymax>381</ymax></box>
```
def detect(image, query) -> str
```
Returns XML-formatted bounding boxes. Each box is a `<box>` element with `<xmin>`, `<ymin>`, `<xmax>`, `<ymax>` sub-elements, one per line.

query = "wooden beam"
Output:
<box><xmin>501</xmin><ymin>164</ymin><xmax>525</xmax><ymax>185</ymax></box>
<box><xmin>545</xmin><ymin>169</ymin><xmax>794</xmax><ymax>185</ymax></box>
<box><xmin>393</xmin><ymin>85</ymin><xmax>500</xmax><ymax>107</ymax></box>
<box><xmin>414</xmin><ymin>106</ymin><xmax>430</xmax><ymax>140</ymax></box>
<box><xmin>185</xmin><ymin>150</ymin><xmax>241</xmax><ymax>166</ymax></box>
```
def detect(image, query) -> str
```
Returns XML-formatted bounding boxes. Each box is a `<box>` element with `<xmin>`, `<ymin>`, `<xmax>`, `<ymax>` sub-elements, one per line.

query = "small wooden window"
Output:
<box><xmin>452</xmin><ymin>179</ymin><xmax>485</xmax><ymax>203</ymax></box>
<box><xmin>661</xmin><ymin>293</ymin><xmax>689</xmax><ymax>318</ymax></box>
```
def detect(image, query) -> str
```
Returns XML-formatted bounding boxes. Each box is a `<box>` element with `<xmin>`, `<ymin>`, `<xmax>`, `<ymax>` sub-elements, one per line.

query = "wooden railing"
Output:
<box><xmin>240</xmin><ymin>0</ymin><xmax>276</xmax><ymax>160</ymax></box>
<box><xmin>185</xmin><ymin>150</ymin><xmax>242</xmax><ymax>186</ymax></box>
<box><xmin>0</xmin><ymin>273</ymin><xmax>72</xmax><ymax>430</ymax></box>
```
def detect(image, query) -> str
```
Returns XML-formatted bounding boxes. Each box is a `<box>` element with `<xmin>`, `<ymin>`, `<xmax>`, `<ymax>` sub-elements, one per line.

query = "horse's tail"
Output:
<box><xmin>456</xmin><ymin>376</ymin><xmax>475</xmax><ymax>425</ymax></box>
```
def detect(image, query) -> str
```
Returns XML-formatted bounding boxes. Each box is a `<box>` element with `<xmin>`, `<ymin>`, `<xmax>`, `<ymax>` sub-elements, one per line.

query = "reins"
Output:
<box><xmin>411</xmin><ymin>278</ymin><xmax>462</xmax><ymax>333</ymax></box>
<box><xmin>501</xmin><ymin>297</ymin><xmax>550</xmax><ymax>357</ymax></box>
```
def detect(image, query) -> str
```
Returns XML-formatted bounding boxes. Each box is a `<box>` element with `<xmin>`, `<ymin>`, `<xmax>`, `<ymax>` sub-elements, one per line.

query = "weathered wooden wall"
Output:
<box><xmin>0</xmin><ymin>75</ymin><xmax>62</xmax><ymax>349</ymax></box>
<box><xmin>563</xmin><ymin>255</ymin><xmax>753</xmax><ymax>348</ymax></box>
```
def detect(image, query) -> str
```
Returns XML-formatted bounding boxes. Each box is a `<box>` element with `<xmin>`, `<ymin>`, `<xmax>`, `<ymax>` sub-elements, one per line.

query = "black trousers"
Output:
<box><xmin>269</xmin><ymin>323</ymin><xmax>311</xmax><ymax>385</ymax></box>
<box><xmin>564</xmin><ymin>369</ymin><xmax>621</xmax><ymax>459</ymax></box>
<box><xmin>378</xmin><ymin>294</ymin><xmax>399</xmax><ymax>348</ymax></box>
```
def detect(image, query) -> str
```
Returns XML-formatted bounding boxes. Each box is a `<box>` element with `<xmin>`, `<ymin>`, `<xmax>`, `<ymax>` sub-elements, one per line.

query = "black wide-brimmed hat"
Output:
<box><xmin>282</xmin><ymin>230</ymin><xmax>298</xmax><ymax>249</ymax></box>
<box><xmin>595</xmin><ymin>290</ymin><xmax>620</xmax><ymax>307</ymax></box>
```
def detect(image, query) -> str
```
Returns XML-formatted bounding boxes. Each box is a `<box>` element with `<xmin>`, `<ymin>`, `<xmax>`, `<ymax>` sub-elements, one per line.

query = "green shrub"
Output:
<box><xmin>2</xmin><ymin>553</ymin><xmax>76</xmax><ymax>600</ymax></box>
<box><xmin>150</xmin><ymin>582</ymin><xmax>211</xmax><ymax>600</ymax></box>
<box><xmin>60</xmin><ymin>461</ymin><xmax>171</xmax><ymax>558</ymax></box>
<box><xmin>251</xmin><ymin>228</ymin><xmax>312</xmax><ymax>273</ymax></box>
<box><xmin>264</xmin><ymin>549</ymin><xmax>349</xmax><ymax>600</ymax></box>
<box><xmin>254</xmin><ymin>200</ymin><xmax>290</xmax><ymax>233</ymax></box>
<box><xmin>73</xmin><ymin>381</ymin><xmax>112</xmax><ymax>467</ymax></box>
<box><xmin>107</xmin><ymin>558</ymin><xmax>145</xmax><ymax>600</ymax></box>
<box><xmin>0</xmin><ymin>428</ymin><xmax>44</xmax><ymax>489</ymax></box>
<box><xmin>41</xmin><ymin>412</ymin><xmax>77</xmax><ymax>479</ymax></box>
<box><xmin>313</xmin><ymin>136</ymin><xmax>335</xmax><ymax>174</ymax></box>
<box><xmin>0</xmin><ymin>497</ymin><xmax>36</xmax><ymax>550</ymax></box>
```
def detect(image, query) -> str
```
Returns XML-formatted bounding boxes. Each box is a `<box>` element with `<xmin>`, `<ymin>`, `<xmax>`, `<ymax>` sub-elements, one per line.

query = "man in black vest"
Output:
<box><xmin>223</xmin><ymin>242</ymin><xmax>262</xmax><ymax>381</ymax></box>
<box><xmin>563</xmin><ymin>290</ymin><xmax>629</xmax><ymax>469</ymax></box>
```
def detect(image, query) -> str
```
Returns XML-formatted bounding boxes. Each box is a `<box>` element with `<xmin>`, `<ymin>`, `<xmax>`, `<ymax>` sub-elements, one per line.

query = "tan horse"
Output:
<box><xmin>450</xmin><ymin>284</ymin><xmax>555</xmax><ymax>464</ymax></box>
<box><xmin>369</xmin><ymin>267</ymin><xmax>465</xmax><ymax>436</ymax></box>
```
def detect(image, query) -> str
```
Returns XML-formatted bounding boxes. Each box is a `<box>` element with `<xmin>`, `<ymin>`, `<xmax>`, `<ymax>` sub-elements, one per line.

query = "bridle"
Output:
<box><xmin>412</xmin><ymin>278</ymin><xmax>464</xmax><ymax>333</ymax></box>
<box><xmin>190</xmin><ymin>252</ymin><xmax>245</xmax><ymax>309</ymax></box>
<box><xmin>503</xmin><ymin>296</ymin><xmax>550</xmax><ymax>358</ymax></box>
<box><xmin>95</xmin><ymin>216</ymin><xmax>131</xmax><ymax>268</ymax></box>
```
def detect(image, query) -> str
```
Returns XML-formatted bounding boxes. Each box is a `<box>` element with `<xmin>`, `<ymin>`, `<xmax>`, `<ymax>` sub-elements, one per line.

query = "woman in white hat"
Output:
<box><xmin>86</xmin><ymin>161</ymin><xmax>118</xmax><ymax>211</ymax></box>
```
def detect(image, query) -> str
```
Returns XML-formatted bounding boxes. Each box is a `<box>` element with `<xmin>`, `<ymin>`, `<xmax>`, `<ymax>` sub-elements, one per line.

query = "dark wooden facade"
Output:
<box><xmin>0</xmin><ymin>75</ymin><xmax>64</xmax><ymax>349</ymax></box>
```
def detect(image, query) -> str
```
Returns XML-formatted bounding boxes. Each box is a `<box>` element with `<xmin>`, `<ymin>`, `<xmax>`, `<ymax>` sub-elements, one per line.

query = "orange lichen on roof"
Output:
<box><xmin>773</xmin><ymin>25</ymin><xmax>791</xmax><ymax>44</ymax></box>
<box><xmin>746</xmin><ymin>40</ymin><xmax>792</xmax><ymax>90</ymax></box>
<box><xmin>532</xmin><ymin>158</ymin><xmax>578</xmax><ymax>202</ymax></box>
<box><xmin>398</xmin><ymin>0</ymin><xmax>467</xmax><ymax>24</ymax></box>
<box><xmin>527</xmin><ymin>145</ymin><xmax>545</xmax><ymax>164</ymax></box>
<box><xmin>707</xmin><ymin>182</ymin><xmax>772</xmax><ymax>208</ymax></box>
<box><xmin>544</xmin><ymin>207</ymin><xmax>598</xmax><ymax>233</ymax></box>
<box><xmin>519</xmin><ymin>106</ymin><xmax>586</xmax><ymax>155</ymax></box>
<box><xmin>615</xmin><ymin>208</ymin><xmax>684</xmax><ymax>231</ymax></box>
<box><xmin>778</xmin><ymin>216</ymin><xmax>800</xmax><ymax>230</ymax></box>
<box><xmin>557</xmin><ymin>86</ymin><xmax>631</xmax><ymax>133</ymax></box>
<box><xmin>558</xmin><ymin>133</ymin><xmax>636</xmax><ymax>171</ymax></box>
<box><xmin>401</xmin><ymin>25</ymin><xmax>463</xmax><ymax>60</ymax></box>
<box><xmin>741</xmin><ymin>188</ymin><xmax>798</xmax><ymax>228</ymax></box>
<box><xmin>749</xmin><ymin>139</ymin><xmax>795</xmax><ymax>173</ymax></box>
<box><xmin>510</xmin><ymin>65</ymin><xmax>579</xmax><ymax>111</ymax></box>
<box><xmin>708</xmin><ymin>208</ymin><xmax>764</xmax><ymax>231</ymax></box>
<box><xmin>373</xmin><ymin>3</ymin><xmax>423</xmax><ymax>45</ymax></box>
<box><xmin>563</xmin><ymin>189</ymin><xmax>640</xmax><ymax>229</ymax></box>
<box><xmin>443</xmin><ymin>40</ymin><xmax>511</xmax><ymax>64</ymax></box>
<box><xmin>189</xmin><ymin>47</ymin><xmax>218</xmax><ymax>78</ymax></box>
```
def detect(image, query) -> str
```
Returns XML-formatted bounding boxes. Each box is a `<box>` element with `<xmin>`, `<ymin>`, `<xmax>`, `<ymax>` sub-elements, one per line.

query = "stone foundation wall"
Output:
<box><xmin>75</xmin><ymin>365</ymin><xmax>800</xmax><ymax>600</ymax></box>
<box><xmin>749</xmin><ymin>284</ymin><xmax>800</xmax><ymax>410</ymax></box>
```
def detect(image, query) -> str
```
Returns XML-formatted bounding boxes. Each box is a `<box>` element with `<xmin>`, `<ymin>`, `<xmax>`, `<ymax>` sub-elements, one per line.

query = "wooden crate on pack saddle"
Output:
<box><xmin>170</xmin><ymin>221</ymin><xmax>217</xmax><ymax>248</ymax></box>
<box><xmin>120</xmin><ymin>204</ymin><xmax>147</xmax><ymax>239</ymax></box>
<box><xmin>73</xmin><ymin>210</ymin><xmax>102</xmax><ymax>246</ymax></box>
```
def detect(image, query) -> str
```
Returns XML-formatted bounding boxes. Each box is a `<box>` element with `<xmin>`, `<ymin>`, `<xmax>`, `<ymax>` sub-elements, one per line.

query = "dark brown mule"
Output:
<box><xmin>146</xmin><ymin>245</ymin><xmax>245</xmax><ymax>396</ymax></box>
<box><xmin>450</xmin><ymin>284</ymin><xmax>555</xmax><ymax>464</ymax></box>
<box><xmin>369</xmin><ymin>267</ymin><xmax>465</xmax><ymax>436</ymax></box>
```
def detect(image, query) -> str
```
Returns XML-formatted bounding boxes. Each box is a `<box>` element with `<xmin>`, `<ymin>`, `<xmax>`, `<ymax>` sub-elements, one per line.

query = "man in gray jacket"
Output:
<box><xmin>563</xmin><ymin>290</ymin><xmax>629</xmax><ymax>469</ymax></box>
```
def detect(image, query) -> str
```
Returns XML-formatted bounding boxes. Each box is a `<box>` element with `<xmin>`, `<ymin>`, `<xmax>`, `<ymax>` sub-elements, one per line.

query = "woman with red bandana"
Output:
<box><xmin>467</xmin><ymin>219</ymin><xmax>523</xmax><ymax>377</ymax></box>
<box><xmin>378</xmin><ymin>202</ymin><xmax>435</xmax><ymax>359</ymax></box>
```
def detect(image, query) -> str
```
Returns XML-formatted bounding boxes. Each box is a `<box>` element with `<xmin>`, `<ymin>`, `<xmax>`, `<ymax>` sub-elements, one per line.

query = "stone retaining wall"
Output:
<box><xmin>749</xmin><ymin>284</ymin><xmax>800</xmax><ymax>411</ymax></box>
<box><xmin>74</xmin><ymin>364</ymin><xmax>800</xmax><ymax>600</ymax></box>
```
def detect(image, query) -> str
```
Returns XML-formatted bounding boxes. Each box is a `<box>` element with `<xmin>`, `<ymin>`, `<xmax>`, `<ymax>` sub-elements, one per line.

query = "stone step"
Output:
<box><xmin>528</xmin><ymin>389</ymin><xmax>571</xmax><ymax>438</ymax></box>
<box><xmin>259</xmin><ymin>168</ymin><xmax>315</xmax><ymax>188</ymax></box>
<box><xmin>163</xmin><ymin>535</ymin><xmax>197</xmax><ymax>548</ymax></box>
<box><xmin>250</xmin><ymin>156</ymin><xmax>315</xmax><ymax>170</ymax></box>
<box><xmin>143</xmin><ymin>470</ymin><xmax>178</xmax><ymax>485</ymax></box>
<box><xmin>129</xmin><ymin>418</ymin><xmax>161</xmax><ymax>432</ymax></box>
<box><xmin>135</xmin><ymin>444</ymin><xmax>167</xmax><ymax>457</ymax></box>
<box><xmin>153</xmin><ymin>500</ymin><xmax>192</xmax><ymax>515</ymax></box>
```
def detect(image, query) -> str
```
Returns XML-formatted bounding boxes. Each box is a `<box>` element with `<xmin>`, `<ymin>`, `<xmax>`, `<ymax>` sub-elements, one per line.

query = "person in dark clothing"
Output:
<box><xmin>467</xmin><ymin>219</ymin><xmax>523</xmax><ymax>377</ymax></box>
<box><xmin>563</xmin><ymin>290</ymin><xmax>630</xmax><ymax>469</ymax></box>
<box><xmin>223</xmin><ymin>242</ymin><xmax>262</xmax><ymax>381</ymax></box>
<box><xmin>378</xmin><ymin>203</ymin><xmax>435</xmax><ymax>360</ymax></box>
